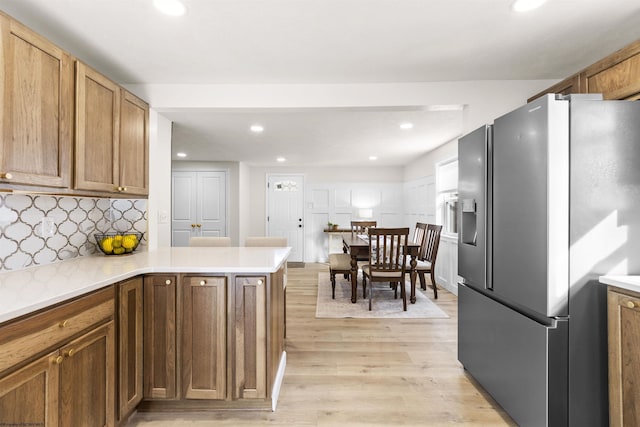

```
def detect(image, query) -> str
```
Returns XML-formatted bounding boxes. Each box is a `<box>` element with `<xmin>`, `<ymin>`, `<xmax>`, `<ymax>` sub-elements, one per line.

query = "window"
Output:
<box><xmin>436</xmin><ymin>159</ymin><xmax>459</xmax><ymax>235</ymax></box>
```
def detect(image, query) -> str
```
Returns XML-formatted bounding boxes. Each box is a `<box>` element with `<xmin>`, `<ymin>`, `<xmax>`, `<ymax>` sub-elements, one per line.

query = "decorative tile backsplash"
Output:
<box><xmin>0</xmin><ymin>194</ymin><xmax>147</xmax><ymax>272</ymax></box>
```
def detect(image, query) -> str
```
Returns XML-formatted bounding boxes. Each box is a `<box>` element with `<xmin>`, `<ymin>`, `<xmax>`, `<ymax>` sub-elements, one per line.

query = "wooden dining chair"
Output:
<box><xmin>189</xmin><ymin>236</ymin><xmax>232</xmax><ymax>247</ymax></box>
<box><xmin>412</xmin><ymin>222</ymin><xmax>428</xmax><ymax>247</ymax></box>
<box><xmin>413</xmin><ymin>224</ymin><xmax>442</xmax><ymax>298</ymax></box>
<box><xmin>362</xmin><ymin>227</ymin><xmax>410</xmax><ymax>311</ymax></box>
<box><xmin>351</xmin><ymin>220</ymin><xmax>377</xmax><ymax>235</ymax></box>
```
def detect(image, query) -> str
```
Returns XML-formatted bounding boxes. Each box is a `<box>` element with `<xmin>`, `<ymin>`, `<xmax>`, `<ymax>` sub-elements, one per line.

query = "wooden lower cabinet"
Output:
<box><xmin>140</xmin><ymin>270</ymin><xmax>284</xmax><ymax>411</ymax></box>
<box><xmin>608</xmin><ymin>286</ymin><xmax>640</xmax><ymax>427</ymax></box>
<box><xmin>0</xmin><ymin>322</ymin><xmax>115</xmax><ymax>427</ymax></box>
<box><xmin>59</xmin><ymin>321</ymin><xmax>115</xmax><ymax>427</ymax></box>
<box><xmin>182</xmin><ymin>276</ymin><xmax>227</xmax><ymax>399</ymax></box>
<box><xmin>118</xmin><ymin>277</ymin><xmax>143</xmax><ymax>421</ymax></box>
<box><xmin>143</xmin><ymin>275</ymin><xmax>177</xmax><ymax>400</ymax></box>
<box><xmin>234</xmin><ymin>276</ymin><xmax>267</xmax><ymax>400</ymax></box>
<box><xmin>0</xmin><ymin>350</ymin><xmax>60</xmax><ymax>426</ymax></box>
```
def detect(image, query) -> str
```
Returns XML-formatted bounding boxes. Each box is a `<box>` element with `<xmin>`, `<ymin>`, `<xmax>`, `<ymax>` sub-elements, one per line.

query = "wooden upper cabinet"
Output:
<box><xmin>74</xmin><ymin>62</ymin><xmax>121</xmax><ymax>193</ymax></box>
<box><xmin>583</xmin><ymin>40</ymin><xmax>640</xmax><ymax>100</ymax></box>
<box><xmin>529</xmin><ymin>39</ymin><xmax>640</xmax><ymax>102</ymax></box>
<box><xmin>0</xmin><ymin>13</ymin><xmax>73</xmax><ymax>188</ymax></box>
<box><xmin>527</xmin><ymin>73</ymin><xmax>581</xmax><ymax>103</ymax></box>
<box><xmin>119</xmin><ymin>90</ymin><xmax>149</xmax><ymax>196</ymax></box>
<box><xmin>75</xmin><ymin>61</ymin><xmax>149</xmax><ymax>196</ymax></box>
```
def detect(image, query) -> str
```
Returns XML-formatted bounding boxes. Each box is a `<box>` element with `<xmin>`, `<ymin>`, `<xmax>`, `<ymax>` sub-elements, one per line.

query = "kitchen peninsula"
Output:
<box><xmin>0</xmin><ymin>246</ymin><xmax>290</xmax><ymax>426</ymax></box>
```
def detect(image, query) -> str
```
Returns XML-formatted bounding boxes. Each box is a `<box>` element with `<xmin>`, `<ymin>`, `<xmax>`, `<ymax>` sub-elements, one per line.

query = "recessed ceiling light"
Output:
<box><xmin>276</xmin><ymin>157</ymin><xmax>286</xmax><ymax>162</ymax></box>
<box><xmin>512</xmin><ymin>0</ymin><xmax>546</xmax><ymax>12</ymax></box>
<box><xmin>154</xmin><ymin>0</ymin><xmax>186</xmax><ymax>16</ymax></box>
<box><xmin>250</xmin><ymin>125</ymin><xmax>264</xmax><ymax>133</ymax></box>
<box><xmin>400</xmin><ymin>123</ymin><xmax>413</xmax><ymax>130</ymax></box>
<box><xmin>176</xmin><ymin>152</ymin><xmax>187</xmax><ymax>158</ymax></box>
<box><xmin>369</xmin><ymin>156</ymin><xmax>378</xmax><ymax>161</ymax></box>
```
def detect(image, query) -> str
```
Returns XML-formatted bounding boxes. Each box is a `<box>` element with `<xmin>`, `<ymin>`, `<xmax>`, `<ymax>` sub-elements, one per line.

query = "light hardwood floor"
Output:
<box><xmin>125</xmin><ymin>263</ymin><xmax>516</xmax><ymax>426</ymax></box>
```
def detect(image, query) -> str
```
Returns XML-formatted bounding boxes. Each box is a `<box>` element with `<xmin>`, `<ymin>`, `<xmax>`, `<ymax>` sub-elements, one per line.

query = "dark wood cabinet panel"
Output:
<box><xmin>182</xmin><ymin>276</ymin><xmax>227</xmax><ymax>400</ymax></box>
<box><xmin>143</xmin><ymin>275</ymin><xmax>177</xmax><ymax>399</ymax></box>
<box><xmin>118</xmin><ymin>277</ymin><xmax>144</xmax><ymax>420</ymax></box>
<box><xmin>0</xmin><ymin>350</ymin><xmax>59</xmax><ymax>427</ymax></box>
<box><xmin>0</xmin><ymin>13</ymin><xmax>73</xmax><ymax>188</ymax></box>
<box><xmin>608</xmin><ymin>287</ymin><xmax>640</xmax><ymax>427</ymax></box>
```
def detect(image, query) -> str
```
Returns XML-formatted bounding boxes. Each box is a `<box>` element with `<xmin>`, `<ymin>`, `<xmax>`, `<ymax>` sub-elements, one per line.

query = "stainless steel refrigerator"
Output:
<box><xmin>457</xmin><ymin>94</ymin><xmax>640</xmax><ymax>427</ymax></box>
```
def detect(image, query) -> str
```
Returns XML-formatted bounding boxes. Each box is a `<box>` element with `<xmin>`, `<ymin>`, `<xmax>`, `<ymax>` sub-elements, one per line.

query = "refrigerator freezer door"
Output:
<box><xmin>492</xmin><ymin>95</ymin><xmax>569</xmax><ymax>317</ymax></box>
<box><xmin>458</xmin><ymin>125</ymin><xmax>490</xmax><ymax>289</ymax></box>
<box><xmin>458</xmin><ymin>284</ymin><xmax>568</xmax><ymax>427</ymax></box>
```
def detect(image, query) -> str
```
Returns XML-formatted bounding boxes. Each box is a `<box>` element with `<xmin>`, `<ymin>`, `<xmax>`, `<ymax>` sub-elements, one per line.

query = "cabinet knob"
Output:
<box><xmin>257</xmin><ymin>279</ymin><xmax>264</xmax><ymax>285</ymax></box>
<box><xmin>199</xmin><ymin>280</ymin><xmax>206</xmax><ymax>286</ymax></box>
<box><xmin>196</xmin><ymin>224</ymin><xmax>202</xmax><ymax>228</ymax></box>
<box><xmin>627</xmin><ymin>301</ymin><xmax>636</xmax><ymax>309</ymax></box>
<box><xmin>0</xmin><ymin>172</ymin><xmax>12</xmax><ymax>180</ymax></box>
<box><xmin>165</xmin><ymin>279</ymin><xmax>171</xmax><ymax>285</ymax></box>
<box><xmin>59</xmin><ymin>320</ymin><xmax>69</xmax><ymax>328</ymax></box>
<box><xmin>65</xmin><ymin>349</ymin><xmax>76</xmax><ymax>358</ymax></box>
<box><xmin>54</xmin><ymin>355</ymin><xmax>64</xmax><ymax>365</ymax></box>
<box><xmin>116</xmin><ymin>186</ymin><xmax>128</xmax><ymax>192</ymax></box>
<box><xmin>191</xmin><ymin>224</ymin><xmax>196</xmax><ymax>228</ymax></box>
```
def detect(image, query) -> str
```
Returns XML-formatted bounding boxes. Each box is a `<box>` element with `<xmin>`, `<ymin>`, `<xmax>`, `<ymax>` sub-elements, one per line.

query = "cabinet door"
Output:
<box><xmin>234</xmin><ymin>276</ymin><xmax>267</xmax><ymax>400</ymax></box>
<box><xmin>583</xmin><ymin>40</ymin><xmax>640</xmax><ymax>100</ymax></box>
<box><xmin>74</xmin><ymin>61</ymin><xmax>121</xmax><ymax>193</ymax></box>
<box><xmin>608</xmin><ymin>289</ymin><xmax>640</xmax><ymax>427</ymax></box>
<box><xmin>0</xmin><ymin>14</ymin><xmax>73</xmax><ymax>188</ymax></box>
<box><xmin>118</xmin><ymin>278</ymin><xmax>143</xmax><ymax>420</ymax></box>
<box><xmin>119</xmin><ymin>90</ymin><xmax>149</xmax><ymax>196</ymax></box>
<box><xmin>0</xmin><ymin>350</ymin><xmax>60</xmax><ymax>427</ymax></box>
<box><xmin>59</xmin><ymin>321</ymin><xmax>115</xmax><ymax>427</ymax></box>
<box><xmin>182</xmin><ymin>276</ymin><xmax>227</xmax><ymax>400</ymax></box>
<box><xmin>143</xmin><ymin>275</ymin><xmax>177</xmax><ymax>399</ymax></box>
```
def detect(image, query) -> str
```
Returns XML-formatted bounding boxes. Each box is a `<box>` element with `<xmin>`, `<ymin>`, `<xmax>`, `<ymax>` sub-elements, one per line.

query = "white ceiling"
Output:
<box><xmin>3</xmin><ymin>0</ymin><xmax>640</xmax><ymax>166</ymax></box>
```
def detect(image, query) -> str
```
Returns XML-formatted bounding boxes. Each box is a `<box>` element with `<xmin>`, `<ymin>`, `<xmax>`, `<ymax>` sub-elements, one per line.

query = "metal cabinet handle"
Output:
<box><xmin>0</xmin><ymin>172</ymin><xmax>12</xmax><ymax>180</ymax></box>
<box><xmin>54</xmin><ymin>355</ymin><xmax>64</xmax><ymax>365</ymax></box>
<box><xmin>196</xmin><ymin>224</ymin><xmax>202</xmax><ymax>228</ymax></box>
<box><xmin>165</xmin><ymin>279</ymin><xmax>171</xmax><ymax>285</ymax></box>
<box><xmin>627</xmin><ymin>301</ymin><xmax>636</xmax><ymax>309</ymax></box>
<box><xmin>65</xmin><ymin>349</ymin><xmax>76</xmax><ymax>358</ymax></box>
<box><xmin>199</xmin><ymin>280</ymin><xmax>206</xmax><ymax>286</ymax></box>
<box><xmin>59</xmin><ymin>320</ymin><xmax>69</xmax><ymax>328</ymax></box>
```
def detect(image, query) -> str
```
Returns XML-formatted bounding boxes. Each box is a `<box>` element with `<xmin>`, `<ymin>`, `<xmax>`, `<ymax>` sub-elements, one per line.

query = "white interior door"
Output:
<box><xmin>172</xmin><ymin>170</ymin><xmax>227</xmax><ymax>246</ymax></box>
<box><xmin>171</xmin><ymin>172</ymin><xmax>197</xmax><ymax>246</ymax></box>
<box><xmin>198</xmin><ymin>171</ymin><xmax>227</xmax><ymax>237</ymax></box>
<box><xmin>267</xmin><ymin>175</ymin><xmax>304</xmax><ymax>262</ymax></box>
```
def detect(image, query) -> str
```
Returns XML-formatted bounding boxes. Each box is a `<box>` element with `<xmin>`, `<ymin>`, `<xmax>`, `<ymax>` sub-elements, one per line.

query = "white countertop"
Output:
<box><xmin>0</xmin><ymin>246</ymin><xmax>290</xmax><ymax>324</ymax></box>
<box><xmin>599</xmin><ymin>275</ymin><xmax>640</xmax><ymax>294</ymax></box>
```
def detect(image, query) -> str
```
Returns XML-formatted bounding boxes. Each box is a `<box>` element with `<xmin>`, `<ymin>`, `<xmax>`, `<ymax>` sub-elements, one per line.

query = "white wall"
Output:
<box><xmin>147</xmin><ymin>110</ymin><xmax>172</xmax><ymax>249</ymax></box>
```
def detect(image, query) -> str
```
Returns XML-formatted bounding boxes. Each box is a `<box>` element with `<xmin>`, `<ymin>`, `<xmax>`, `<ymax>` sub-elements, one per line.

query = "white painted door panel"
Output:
<box><xmin>267</xmin><ymin>175</ymin><xmax>304</xmax><ymax>262</ymax></box>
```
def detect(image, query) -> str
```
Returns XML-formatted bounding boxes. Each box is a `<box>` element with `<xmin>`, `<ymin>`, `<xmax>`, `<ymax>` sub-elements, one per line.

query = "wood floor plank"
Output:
<box><xmin>125</xmin><ymin>263</ymin><xmax>516</xmax><ymax>426</ymax></box>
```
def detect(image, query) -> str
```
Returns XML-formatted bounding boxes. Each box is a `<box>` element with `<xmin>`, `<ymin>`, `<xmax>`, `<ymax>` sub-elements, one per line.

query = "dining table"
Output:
<box><xmin>341</xmin><ymin>233</ymin><xmax>420</xmax><ymax>304</ymax></box>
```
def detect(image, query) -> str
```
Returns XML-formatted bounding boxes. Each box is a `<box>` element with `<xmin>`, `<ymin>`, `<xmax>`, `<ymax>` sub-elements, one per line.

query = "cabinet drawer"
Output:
<box><xmin>0</xmin><ymin>286</ymin><xmax>114</xmax><ymax>375</ymax></box>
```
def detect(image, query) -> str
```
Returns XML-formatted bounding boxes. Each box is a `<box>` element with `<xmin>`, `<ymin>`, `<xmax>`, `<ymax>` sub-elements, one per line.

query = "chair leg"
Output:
<box><xmin>362</xmin><ymin>275</ymin><xmax>367</xmax><ymax>299</ymax></box>
<box><xmin>400</xmin><ymin>279</ymin><xmax>407</xmax><ymax>311</ymax></box>
<box><xmin>419</xmin><ymin>272</ymin><xmax>426</xmax><ymax>290</ymax></box>
<box><xmin>368</xmin><ymin>279</ymin><xmax>373</xmax><ymax>311</ymax></box>
<box><xmin>430</xmin><ymin>270</ymin><xmax>438</xmax><ymax>299</ymax></box>
<box><xmin>330</xmin><ymin>271</ymin><xmax>336</xmax><ymax>299</ymax></box>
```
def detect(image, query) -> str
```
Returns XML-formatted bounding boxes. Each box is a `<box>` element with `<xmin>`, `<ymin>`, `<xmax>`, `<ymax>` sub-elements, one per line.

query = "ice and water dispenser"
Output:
<box><xmin>461</xmin><ymin>198</ymin><xmax>477</xmax><ymax>245</ymax></box>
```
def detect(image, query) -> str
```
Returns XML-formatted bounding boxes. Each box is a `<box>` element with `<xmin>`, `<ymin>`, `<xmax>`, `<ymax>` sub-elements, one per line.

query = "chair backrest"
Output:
<box><xmin>351</xmin><ymin>220</ymin><xmax>377</xmax><ymax>235</ymax></box>
<box><xmin>245</xmin><ymin>236</ymin><xmax>287</xmax><ymax>247</ymax></box>
<box><xmin>189</xmin><ymin>236</ymin><xmax>232</xmax><ymax>247</ymax></box>
<box><xmin>367</xmin><ymin>227</ymin><xmax>410</xmax><ymax>278</ymax></box>
<box><xmin>412</xmin><ymin>222</ymin><xmax>428</xmax><ymax>247</ymax></box>
<box><xmin>421</xmin><ymin>224</ymin><xmax>442</xmax><ymax>264</ymax></box>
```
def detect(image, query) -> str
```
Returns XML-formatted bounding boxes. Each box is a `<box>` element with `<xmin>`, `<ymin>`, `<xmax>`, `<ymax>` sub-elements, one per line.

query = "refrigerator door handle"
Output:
<box><xmin>486</xmin><ymin>125</ymin><xmax>493</xmax><ymax>290</ymax></box>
